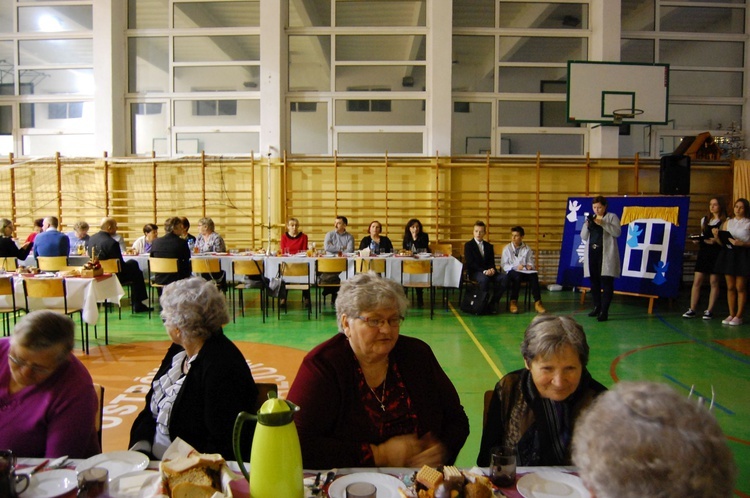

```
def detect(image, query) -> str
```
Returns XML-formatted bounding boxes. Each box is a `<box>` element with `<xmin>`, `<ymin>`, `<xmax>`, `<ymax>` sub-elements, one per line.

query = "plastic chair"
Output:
<box><xmin>1</xmin><ymin>257</ymin><xmax>17</xmax><ymax>272</ymax></box>
<box><xmin>429</xmin><ymin>242</ymin><xmax>453</xmax><ymax>257</ymax></box>
<box><xmin>36</xmin><ymin>256</ymin><xmax>69</xmax><ymax>272</ymax></box>
<box><xmin>401</xmin><ymin>259</ymin><xmax>434</xmax><ymax>319</ymax></box>
<box><xmin>23</xmin><ymin>277</ymin><xmax>88</xmax><ymax>353</ymax></box>
<box><xmin>191</xmin><ymin>257</ymin><xmax>226</xmax><ymax>293</ymax></box>
<box><xmin>231</xmin><ymin>259</ymin><xmax>266</xmax><ymax>322</ymax></box>
<box><xmin>0</xmin><ymin>276</ymin><xmax>21</xmax><ymax>336</ymax></box>
<box><xmin>279</xmin><ymin>262</ymin><xmax>312</xmax><ymax>320</ymax></box>
<box><xmin>315</xmin><ymin>258</ymin><xmax>348</xmax><ymax>316</ymax></box>
<box><xmin>99</xmin><ymin>258</ymin><xmax>130</xmax><ymax>321</ymax></box>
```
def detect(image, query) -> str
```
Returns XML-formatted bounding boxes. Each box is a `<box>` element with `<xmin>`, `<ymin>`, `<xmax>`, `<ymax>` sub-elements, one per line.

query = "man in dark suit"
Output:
<box><xmin>464</xmin><ymin>220</ymin><xmax>506</xmax><ymax>314</ymax></box>
<box><xmin>33</xmin><ymin>216</ymin><xmax>70</xmax><ymax>258</ymax></box>
<box><xmin>149</xmin><ymin>217</ymin><xmax>192</xmax><ymax>287</ymax></box>
<box><xmin>89</xmin><ymin>217</ymin><xmax>152</xmax><ymax>313</ymax></box>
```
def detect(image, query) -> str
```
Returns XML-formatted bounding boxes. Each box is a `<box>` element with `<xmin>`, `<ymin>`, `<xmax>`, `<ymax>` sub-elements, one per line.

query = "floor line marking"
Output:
<box><xmin>655</xmin><ymin>314</ymin><xmax>750</xmax><ymax>365</ymax></box>
<box><xmin>448</xmin><ymin>302</ymin><xmax>504</xmax><ymax>379</ymax></box>
<box><xmin>662</xmin><ymin>373</ymin><xmax>734</xmax><ymax>415</ymax></box>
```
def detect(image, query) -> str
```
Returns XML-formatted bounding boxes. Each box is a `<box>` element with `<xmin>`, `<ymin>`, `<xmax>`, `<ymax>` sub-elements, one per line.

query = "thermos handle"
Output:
<box><xmin>233</xmin><ymin>411</ymin><xmax>257</xmax><ymax>482</ymax></box>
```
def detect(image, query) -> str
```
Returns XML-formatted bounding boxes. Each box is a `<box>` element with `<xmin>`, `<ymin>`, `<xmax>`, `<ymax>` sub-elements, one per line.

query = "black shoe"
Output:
<box><xmin>133</xmin><ymin>303</ymin><xmax>154</xmax><ymax>313</ymax></box>
<box><xmin>331</xmin><ymin>296</ymin><xmax>336</xmax><ymax>307</ymax></box>
<box><xmin>597</xmin><ymin>312</ymin><xmax>608</xmax><ymax>322</ymax></box>
<box><xmin>588</xmin><ymin>307</ymin><xmax>601</xmax><ymax>317</ymax></box>
<box><xmin>489</xmin><ymin>303</ymin><xmax>500</xmax><ymax>315</ymax></box>
<box><xmin>417</xmin><ymin>297</ymin><xmax>424</xmax><ymax>307</ymax></box>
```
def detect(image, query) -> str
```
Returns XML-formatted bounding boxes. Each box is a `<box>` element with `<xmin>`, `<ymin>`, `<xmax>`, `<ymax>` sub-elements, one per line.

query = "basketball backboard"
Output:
<box><xmin>567</xmin><ymin>61</ymin><xmax>669</xmax><ymax>125</ymax></box>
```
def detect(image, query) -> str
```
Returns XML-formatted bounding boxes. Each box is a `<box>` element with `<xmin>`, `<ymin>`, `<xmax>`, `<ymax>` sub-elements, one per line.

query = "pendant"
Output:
<box><xmin>379</xmin><ymin>403</ymin><xmax>385</xmax><ymax>412</ymax></box>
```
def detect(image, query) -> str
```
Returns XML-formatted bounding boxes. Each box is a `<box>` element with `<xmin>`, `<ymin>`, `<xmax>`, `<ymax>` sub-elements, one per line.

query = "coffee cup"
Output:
<box><xmin>0</xmin><ymin>450</ymin><xmax>30</xmax><ymax>497</ymax></box>
<box><xmin>346</xmin><ymin>482</ymin><xmax>377</xmax><ymax>498</ymax></box>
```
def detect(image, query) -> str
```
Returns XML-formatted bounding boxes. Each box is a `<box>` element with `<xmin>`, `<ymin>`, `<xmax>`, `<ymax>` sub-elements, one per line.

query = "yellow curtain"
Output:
<box><xmin>620</xmin><ymin>206</ymin><xmax>680</xmax><ymax>226</ymax></box>
<box><xmin>733</xmin><ymin>160</ymin><xmax>750</xmax><ymax>202</ymax></box>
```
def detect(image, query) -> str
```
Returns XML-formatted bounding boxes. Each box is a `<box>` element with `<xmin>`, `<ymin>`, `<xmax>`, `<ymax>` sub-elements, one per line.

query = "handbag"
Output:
<box><xmin>460</xmin><ymin>286</ymin><xmax>489</xmax><ymax>315</ymax></box>
<box><xmin>268</xmin><ymin>265</ymin><xmax>287</xmax><ymax>299</ymax></box>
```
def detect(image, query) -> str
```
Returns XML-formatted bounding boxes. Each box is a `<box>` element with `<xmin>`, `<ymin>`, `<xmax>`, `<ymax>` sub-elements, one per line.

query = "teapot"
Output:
<box><xmin>0</xmin><ymin>450</ymin><xmax>30</xmax><ymax>497</ymax></box>
<box><xmin>233</xmin><ymin>391</ymin><xmax>303</xmax><ymax>498</ymax></box>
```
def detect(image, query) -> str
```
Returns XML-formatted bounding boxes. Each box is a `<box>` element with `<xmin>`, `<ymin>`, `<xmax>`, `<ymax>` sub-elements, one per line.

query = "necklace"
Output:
<box><xmin>368</xmin><ymin>369</ymin><xmax>387</xmax><ymax>412</ymax></box>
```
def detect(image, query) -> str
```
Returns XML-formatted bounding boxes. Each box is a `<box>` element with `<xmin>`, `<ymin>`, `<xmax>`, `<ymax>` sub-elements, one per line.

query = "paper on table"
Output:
<box><xmin>517</xmin><ymin>269</ymin><xmax>538</xmax><ymax>274</ymax></box>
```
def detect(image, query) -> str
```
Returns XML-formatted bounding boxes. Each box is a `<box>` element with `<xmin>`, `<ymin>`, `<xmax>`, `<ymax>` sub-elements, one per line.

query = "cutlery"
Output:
<box><xmin>321</xmin><ymin>470</ymin><xmax>336</xmax><ymax>497</ymax></box>
<box><xmin>46</xmin><ymin>455</ymin><xmax>69</xmax><ymax>469</ymax></box>
<box><xmin>311</xmin><ymin>472</ymin><xmax>322</xmax><ymax>496</ymax></box>
<box><xmin>27</xmin><ymin>459</ymin><xmax>49</xmax><ymax>476</ymax></box>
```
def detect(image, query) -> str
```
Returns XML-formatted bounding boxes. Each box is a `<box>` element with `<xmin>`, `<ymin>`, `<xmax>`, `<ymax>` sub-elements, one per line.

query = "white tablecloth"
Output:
<box><xmin>3</xmin><ymin>274</ymin><xmax>124</xmax><ymax>325</ymax></box>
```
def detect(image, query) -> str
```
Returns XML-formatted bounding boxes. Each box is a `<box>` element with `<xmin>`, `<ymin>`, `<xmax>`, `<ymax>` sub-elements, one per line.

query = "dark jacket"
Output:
<box><xmin>403</xmin><ymin>232</ymin><xmax>429</xmax><ymax>251</ymax></box>
<box><xmin>88</xmin><ymin>230</ymin><xmax>123</xmax><ymax>262</ymax></box>
<box><xmin>0</xmin><ymin>237</ymin><xmax>32</xmax><ymax>261</ymax></box>
<box><xmin>359</xmin><ymin>236</ymin><xmax>394</xmax><ymax>253</ymax></box>
<box><xmin>129</xmin><ymin>332</ymin><xmax>258</xmax><ymax>460</ymax></box>
<box><xmin>149</xmin><ymin>233</ymin><xmax>192</xmax><ymax>285</ymax></box>
<box><xmin>464</xmin><ymin>238</ymin><xmax>498</xmax><ymax>275</ymax></box>
<box><xmin>287</xmin><ymin>334</ymin><xmax>470</xmax><ymax>469</ymax></box>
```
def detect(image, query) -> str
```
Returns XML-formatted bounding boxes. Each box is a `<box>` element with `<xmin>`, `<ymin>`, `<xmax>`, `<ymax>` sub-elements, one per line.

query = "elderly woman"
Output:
<box><xmin>477</xmin><ymin>315</ymin><xmax>606</xmax><ymax>466</ymax></box>
<box><xmin>131</xmin><ymin>223</ymin><xmax>159</xmax><ymax>255</ymax></box>
<box><xmin>359</xmin><ymin>220</ymin><xmax>394</xmax><ymax>255</ymax></box>
<box><xmin>195</xmin><ymin>218</ymin><xmax>226</xmax><ymax>253</ymax></box>
<box><xmin>66</xmin><ymin>221</ymin><xmax>90</xmax><ymax>255</ymax></box>
<box><xmin>0</xmin><ymin>311</ymin><xmax>100</xmax><ymax>458</ymax></box>
<box><xmin>573</xmin><ymin>382</ymin><xmax>736</xmax><ymax>498</ymax></box>
<box><xmin>129</xmin><ymin>277</ymin><xmax>257</xmax><ymax>460</ymax></box>
<box><xmin>280</xmin><ymin>217</ymin><xmax>309</xmax><ymax>255</ymax></box>
<box><xmin>580</xmin><ymin>195</ymin><xmax>621</xmax><ymax>322</ymax></box>
<box><xmin>287</xmin><ymin>272</ymin><xmax>469</xmax><ymax>469</ymax></box>
<box><xmin>0</xmin><ymin>218</ymin><xmax>33</xmax><ymax>261</ymax></box>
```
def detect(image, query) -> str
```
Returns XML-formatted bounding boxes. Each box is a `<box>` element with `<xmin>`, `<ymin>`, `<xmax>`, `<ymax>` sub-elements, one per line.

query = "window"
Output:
<box><xmin>194</xmin><ymin>100</ymin><xmax>237</xmax><ymax>116</ymax></box>
<box><xmin>48</xmin><ymin>102</ymin><xmax>83</xmax><ymax>120</ymax></box>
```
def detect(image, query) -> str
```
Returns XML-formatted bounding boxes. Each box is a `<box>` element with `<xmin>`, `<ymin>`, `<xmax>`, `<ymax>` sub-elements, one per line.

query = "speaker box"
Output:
<box><xmin>659</xmin><ymin>155</ymin><xmax>691</xmax><ymax>195</ymax></box>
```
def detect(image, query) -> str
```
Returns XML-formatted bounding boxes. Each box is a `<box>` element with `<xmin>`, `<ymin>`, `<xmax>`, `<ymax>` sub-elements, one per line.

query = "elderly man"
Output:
<box><xmin>572</xmin><ymin>381</ymin><xmax>736</xmax><ymax>498</ymax></box>
<box><xmin>66</xmin><ymin>221</ymin><xmax>90</xmax><ymax>255</ymax></box>
<box><xmin>149</xmin><ymin>217</ymin><xmax>192</xmax><ymax>286</ymax></box>
<box><xmin>88</xmin><ymin>218</ymin><xmax>152</xmax><ymax>313</ymax></box>
<box><xmin>33</xmin><ymin>216</ymin><xmax>70</xmax><ymax>258</ymax></box>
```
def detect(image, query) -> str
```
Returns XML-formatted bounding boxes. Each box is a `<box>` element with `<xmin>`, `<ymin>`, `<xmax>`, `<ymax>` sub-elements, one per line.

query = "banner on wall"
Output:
<box><xmin>557</xmin><ymin>196</ymin><xmax>690</xmax><ymax>299</ymax></box>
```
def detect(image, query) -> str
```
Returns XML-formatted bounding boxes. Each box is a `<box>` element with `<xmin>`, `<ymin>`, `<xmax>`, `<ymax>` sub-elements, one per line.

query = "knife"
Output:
<box><xmin>27</xmin><ymin>459</ymin><xmax>49</xmax><ymax>476</ymax></box>
<box><xmin>46</xmin><ymin>456</ymin><xmax>69</xmax><ymax>469</ymax></box>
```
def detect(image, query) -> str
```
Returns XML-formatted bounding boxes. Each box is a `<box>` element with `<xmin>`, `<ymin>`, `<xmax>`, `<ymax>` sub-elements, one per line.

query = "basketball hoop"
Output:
<box><xmin>612</xmin><ymin>108</ymin><xmax>644</xmax><ymax>125</ymax></box>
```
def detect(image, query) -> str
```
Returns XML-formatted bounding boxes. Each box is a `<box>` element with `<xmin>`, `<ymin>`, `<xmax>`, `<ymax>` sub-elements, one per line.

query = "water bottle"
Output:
<box><xmin>369</xmin><ymin>240</ymin><xmax>379</xmax><ymax>255</ymax></box>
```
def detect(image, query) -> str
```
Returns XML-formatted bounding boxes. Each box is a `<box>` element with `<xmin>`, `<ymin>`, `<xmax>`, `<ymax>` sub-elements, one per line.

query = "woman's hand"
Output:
<box><xmin>406</xmin><ymin>432</ymin><xmax>448</xmax><ymax>467</ymax></box>
<box><xmin>371</xmin><ymin>434</ymin><xmax>422</xmax><ymax>467</ymax></box>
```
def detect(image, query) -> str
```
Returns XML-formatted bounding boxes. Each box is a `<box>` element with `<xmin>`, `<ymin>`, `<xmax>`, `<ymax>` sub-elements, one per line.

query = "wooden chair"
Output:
<box><xmin>401</xmin><ymin>259</ymin><xmax>434</xmax><ymax>319</ymax></box>
<box><xmin>36</xmin><ymin>256</ymin><xmax>69</xmax><ymax>272</ymax></box>
<box><xmin>355</xmin><ymin>257</ymin><xmax>386</xmax><ymax>277</ymax></box>
<box><xmin>315</xmin><ymin>258</ymin><xmax>348</xmax><ymax>316</ymax></box>
<box><xmin>231</xmin><ymin>259</ymin><xmax>266</xmax><ymax>323</ymax></box>
<box><xmin>147</xmin><ymin>257</ymin><xmax>179</xmax><ymax>317</ymax></box>
<box><xmin>1</xmin><ymin>257</ymin><xmax>17</xmax><ymax>272</ymax></box>
<box><xmin>279</xmin><ymin>262</ymin><xmax>312</xmax><ymax>320</ymax></box>
<box><xmin>23</xmin><ymin>277</ymin><xmax>88</xmax><ymax>353</ymax></box>
<box><xmin>0</xmin><ymin>275</ymin><xmax>21</xmax><ymax>336</ymax></box>
<box><xmin>93</xmin><ymin>383</ymin><xmax>104</xmax><ymax>447</ymax></box>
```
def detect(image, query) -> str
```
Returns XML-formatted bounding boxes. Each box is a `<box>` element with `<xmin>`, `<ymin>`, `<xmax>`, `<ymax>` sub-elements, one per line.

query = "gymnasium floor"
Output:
<box><xmin>76</xmin><ymin>287</ymin><xmax>750</xmax><ymax>496</ymax></box>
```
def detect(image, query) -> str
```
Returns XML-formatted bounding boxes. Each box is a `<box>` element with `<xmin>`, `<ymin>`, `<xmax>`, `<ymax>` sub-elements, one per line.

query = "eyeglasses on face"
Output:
<box><xmin>8</xmin><ymin>353</ymin><xmax>56</xmax><ymax>375</ymax></box>
<box><xmin>354</xmin><ymin>316</ymin><xmax>404</xmax><ymax>328</ymax></box>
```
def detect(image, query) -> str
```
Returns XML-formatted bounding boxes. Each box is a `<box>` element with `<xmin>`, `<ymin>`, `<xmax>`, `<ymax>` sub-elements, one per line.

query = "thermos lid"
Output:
<box><xmin>257</xmin><ymin>390</ymin><xmax>300</xmax><ymax>426</ymax></box>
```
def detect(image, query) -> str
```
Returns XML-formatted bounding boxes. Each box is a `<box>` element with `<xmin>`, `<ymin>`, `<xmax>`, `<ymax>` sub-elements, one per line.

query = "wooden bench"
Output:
<box><xmin>578</xmin><ymin>286</ymin><xmax>658</xmax><ymax>314</ymax></box>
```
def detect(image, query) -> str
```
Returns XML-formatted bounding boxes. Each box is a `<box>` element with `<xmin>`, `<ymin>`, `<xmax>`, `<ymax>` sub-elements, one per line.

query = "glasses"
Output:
<box><xmin>354</xmin><ymin>316</ymin><xmax>404</xmax><ymax>328</ymax></box>
<box><xmin>8</xmin><ymin>353</ymin><xmax>56</xmax><ymax>375</ymax></box>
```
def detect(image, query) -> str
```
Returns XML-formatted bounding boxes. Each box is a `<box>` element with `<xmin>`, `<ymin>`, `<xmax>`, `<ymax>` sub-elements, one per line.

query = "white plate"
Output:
<box><xmin>516</xmin><ymin>471</ymin><xmax>590</xmax><ymax>498</ymax></box>
<box><xmin>109</xmin><ymin>470</ymin><xmax>160</xmax><ymax>497</ymax></box>
<box><xmin>328</xmin><ymin>473</ymin><xmax>406</xmax><ymax>498</ymax></box>
<box><xmin>24</xmin><ymin>469</ymin><xmax>77</xmax><ymax>498</ymax></box>
<box><xmin>75</xmin><ymin>451</ymin><xmax>149</xmax><ymax>481</ymax></box>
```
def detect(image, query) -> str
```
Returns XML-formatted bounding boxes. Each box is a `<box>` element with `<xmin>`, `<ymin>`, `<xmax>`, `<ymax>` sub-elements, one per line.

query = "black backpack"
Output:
<box><xmin>460</xmin><ymin>286</ymin><xmax>489</xmax><ymax>315</ymax></box>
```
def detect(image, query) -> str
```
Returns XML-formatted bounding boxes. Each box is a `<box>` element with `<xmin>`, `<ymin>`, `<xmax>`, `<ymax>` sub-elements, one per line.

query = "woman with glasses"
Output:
<box><xmin>287</xmin><ymin>272</ymin><xmax>469</xmax><ymax>469</ymax></box>
<box><xmin>0</xmin><ymin>311</ymin><xmax>100</xmax><ymax>458</ymax></box>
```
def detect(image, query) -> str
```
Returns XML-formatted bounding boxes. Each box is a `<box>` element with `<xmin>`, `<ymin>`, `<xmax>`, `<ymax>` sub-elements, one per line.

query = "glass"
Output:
<box><xmin>499</xmin><ymin>3</ymin><xmax>588</xmax><ymax>29</ymax></box>
<box><xmin>77</xmin><ymin>467</ymin><xmax>108</xmax><ymax>498</ymax></box>
<box><xmin>289</xmin><ymin>0</ymin><xmax>331</xmax><ymax>27</ymax></box>
<box><xmin>354</xmin><ymin>316</ymin><xmax>405</xmax><ymax>328</ymax></box>
<box><xmin>499</xmin><ymin>133</ymin><xmax>584</xmax><ymax>155</ymax></box>
<box><xmin>622</xmin><ymin>0</ymin><xmax>654</xmax><ymax>31</ymax></box>
<box><xmin>290</xmin><ymin>101</ymin><xmax>329</xmax><ymax>154</ymax></box>
<box><xmin>130</xmin><ymin>102</ymin><xmax>168</xmax><ymax>155</ymax></box>
<box><xmin>660</xmin><ymin>6</ymin><xmax>744</xmax><ymax>34</ymax></box>
<box><xmin>453</xmin><ymin>101</ymin><xmax>492</xmax><ymax>155</ymax></box>
<box><xmin>77</xmin><ymin>241</ymin><xmax>86</xmax><ymax>255</ymax></box>
<box><xmin>289</xmin><ymin>36</ymin><xmax>331</xmax><ymax>92</ymax></box>
<box><xmin>670</xmin><ymin>70</ymin><xmax>743</xmax><ymax>98</ymax></box>
<box><xmin>0</xmin><ymin>0</ymin><xmax>12</xmax><ymax>33</ymax></box>
<box><xmin>453</xmin><ymin>0</ymin><xmax>495</xmax><ymax>27</ymax></box>
<box><xmin>174</xmin><ymin>36</ymin><xmax>260</xmax><ymax>62</ymax></box>
<box><xmin>621</xmin><ymin>39</ymin><xmax>655</xmax><ymax>63</ymax></box>
<box><xmin>8</xmin><ymin>353</ymin><xmax>55</xmax><ymax>375</ymax></box>
<box><xmin>0</xmin><ymin>449</ymin><xmax>30</xmax><ymax>498</ymax></box>
<box><xmin>20</xmin><ymin>69</ymin><xmax>94</xmax><ymax>95</ymax></box>
<box><xmin>337</xmin><ymin>35</ymin><xmax>426</xmax><ymax>62</ymax></box>
<box><xmin>490</xmin><ymin>445</ymin><xmax>517</xmax><ymax>487</ymax></box>
<box><xmin>174</xmin><ymin>66</ymin><xmax>260</xmax><ymax>92</ymax></box>
<box><xmin>18</xmin><ymin>5</ymin><xmax>93</xmax><ymax>32</ymax></box>
<box><xmin>453</xmin><ymin>36</ymin><xmax>494</xmax><ymax>92</ymax></box>
<box><xmin>337</xmin><ymin>132</ymin><xmax>423</xmax><ymax>154</ymax></box>
<box><xmin>174</xmin><ymin>99</ymin><xmax>260</xmax><ymax>126</ymax></box>
<box><xmin>19</xmin><ymin>39</ymin><xmax>93</xmax><ymax>65</ymax></box>
<box><xmin>335</xmin><ymin>99</ymin><xmax>425</xmax><ymax>126</ymax></box>
<box><xmin>336</xmin><ymin>1</ymin><xmax>426</xmax><ymax>27</ymax></box>
<box><xmin>335</xmin><ymin>65</ymin><xmax>425</xmax><ymax>92</ymax></box>
<box><xmin>19</xmin><ymin>102</ymin><xmax>94</xmax><ymax>131</ymax></box>
<box><xmin>175</xmin><ymin>132</ymin><xmax>259</xmax><ymax>155</ymax></box>
<box><xmin>128</xmin><ymin>37</ymin><xmax>169</xmax><ymax>93</ymax></box>
<box><xmin>497</xmin><ymin>67</ymin><xmax>568</xmax><ymax>93</ymax></box>
<box><xmin>128</xmin><ymin>0</ymin><xmax>168</xmax><ymax>29</ymax></box>
<box><xmin>660</xmin><ymin>40</ymin><xmax>744</xmax><ymax>68</ymax></box>
<box><xmin>498</xmin><ymin>36</ymin><xmax>587</xmax><ymax>63</ymax></box>
<box><xmin>174</xmin><ymin>1</ymin><xmax>259</xmax><ymax>28</ymax></box>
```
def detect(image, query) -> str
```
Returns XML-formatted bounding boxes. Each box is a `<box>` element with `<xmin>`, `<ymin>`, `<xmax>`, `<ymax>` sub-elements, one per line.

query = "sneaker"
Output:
<box><xmin>682</xmin><ymin>309</ymin><xmax>696</xmax><ymax>318</ymax></box>
<box><xmin>721</xmin><ymin>316</ymin><xmax>734</xmax><ymax>325</ymax></box>
<box><xmin>702</xmin><ymin>310</ymin><xmax>713</xmax><ymax>320</ymax></box>
<box><xmin>730</xmin><ymin>317</ymin><xmax>743</xmax><ymax>326</ymax></box>
<box><xmin>534</xmin><ymin>301</ymin><xmax>546</xmax><ymax>313</ymax></box>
